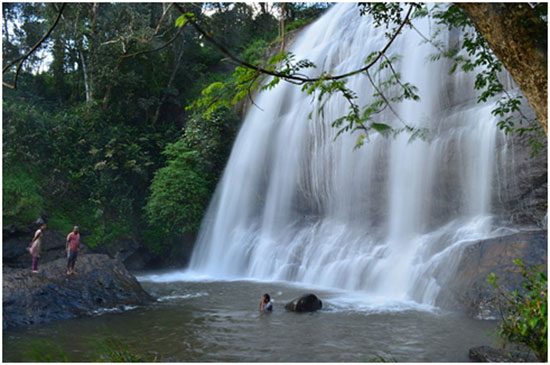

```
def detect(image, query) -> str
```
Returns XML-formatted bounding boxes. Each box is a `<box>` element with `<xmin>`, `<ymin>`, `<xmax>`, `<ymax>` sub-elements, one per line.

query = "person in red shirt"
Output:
<box><xmin>66</xmin><ymin>226</ymin><xmax>81</xmax><ymax>275</ymax></box>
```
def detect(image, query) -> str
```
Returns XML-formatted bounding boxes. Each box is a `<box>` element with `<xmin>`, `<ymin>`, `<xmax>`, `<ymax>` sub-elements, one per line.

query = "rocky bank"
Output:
<box><xmin>3</xmin><ymin>254</ymin><xmax>153</xmax><ymax>329</ymax></box>
<box><xmin>437</xmin><ymin>229</ymin><xmax>547</xmax><ymax>319</ymax></box>
<box><xmin>468</xmin><ymin>345</ymin><xmax>539</xmax><ymax>362</ymax></box>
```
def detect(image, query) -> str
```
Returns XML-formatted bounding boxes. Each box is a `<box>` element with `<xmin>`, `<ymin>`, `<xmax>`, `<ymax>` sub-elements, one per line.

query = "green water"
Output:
<box><xmin>3</xmin><ymin>278</ymin><xmax>498</xmax><ymax>362</ymax></box>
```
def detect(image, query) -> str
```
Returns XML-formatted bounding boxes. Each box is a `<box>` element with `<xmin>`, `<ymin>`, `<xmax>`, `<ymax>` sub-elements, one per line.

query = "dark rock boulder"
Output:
<box><xmin>285</xmin><ymin>293</ymin><xmax>323</xmax><ymax>312</ymax></box>
<box><xmin>3</xmin><ymin>235</ymin><xmax>31</xmax><ymax>267</ymax></box>
<box><xmin>437</xmin><ymin>230</ymin><xmax>547</xmax><ymax>319</ymax></box>
<box><xmin>3</xmin><ymin>254</ymin><xmax>153</xmax><ymax>329</ymax></box>
<box><xmin>468</xmin><ymin>346</ymin><xmax>538</xmax><ymax>362</ymax></box>
<box><xmin>122</xmin><ymin>231</ymin><xmax>197</xmax><ymax>271</ymax></box>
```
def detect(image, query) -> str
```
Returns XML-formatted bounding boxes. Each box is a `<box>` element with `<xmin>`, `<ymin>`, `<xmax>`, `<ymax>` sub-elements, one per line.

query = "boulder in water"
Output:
<box><xmin>285</xmin><ymin>293</ymin><xmax>323</xmax><ymax>312</ymax></box>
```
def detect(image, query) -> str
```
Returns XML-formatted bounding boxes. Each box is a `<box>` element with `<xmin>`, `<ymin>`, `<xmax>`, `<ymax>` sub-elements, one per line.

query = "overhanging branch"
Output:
<box><xmin>173</xmin><ymin>3</ymin><xmax>414</xmax><ymax>85</ymax></box>
<box><xmin>3</xmin><ymin>3</ymin><xmax>66</xmax><ymax>89</ymax></box>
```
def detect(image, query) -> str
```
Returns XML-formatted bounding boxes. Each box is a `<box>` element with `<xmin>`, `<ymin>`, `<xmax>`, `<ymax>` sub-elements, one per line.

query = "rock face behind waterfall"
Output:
<box><xmin>492</xmin><ymin>133</ymin><xmax>547</xmax><ymax>230</ymax></box>
<box><xmin>285</xmin><ymin>294</ymin><xmax>323</xmax><ymax>312</ymax></box>
<box><xmin>3</xmin><ymin>254</ymin><xmax>153</xmax><ymax>329</ymax></box>
<box><xmin>436</xmin><ymin>230</ymin><xmax>547</xmax><ymax>319</ymax></box>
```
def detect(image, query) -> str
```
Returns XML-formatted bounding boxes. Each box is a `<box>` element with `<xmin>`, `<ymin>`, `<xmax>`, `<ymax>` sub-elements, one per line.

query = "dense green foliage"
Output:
<box><xmin>3</xmin><ymin>166</ymin><xmax>44</xmax><ymax>229</ymax></box>
<box><xmin>144</xmin><ymin>108</ymin><xmax>238</xmax><ymax>252</ymax></box>
<box><xmin>488</xmin><ymin>260</ymin><xmax>548</xmax><ymax>362</ymax></box>
<box><xmin>3</xmin><ymin>89</ymin><xmax>169</xmax><ymax>247</ymax></box>
<box><xmin>145</xmin><ymin>145</ymin><xmax>210</xmax><ymax>235</ymax></box>
<box><xmin>3</xmin><ymin>3</ymin><xmax>321</xmax><ymax>259</ymax></box>
<box><xmin>186</xmin><ymin>4</ymin><xmax>329</xmax><ymax>119</ymax></box>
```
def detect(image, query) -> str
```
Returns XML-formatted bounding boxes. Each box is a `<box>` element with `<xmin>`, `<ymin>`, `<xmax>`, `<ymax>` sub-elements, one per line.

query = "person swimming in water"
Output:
<box><xmin>259</xmin><ymin>293</ymin><xmax>273</xmax><ymax>312</ymax></box>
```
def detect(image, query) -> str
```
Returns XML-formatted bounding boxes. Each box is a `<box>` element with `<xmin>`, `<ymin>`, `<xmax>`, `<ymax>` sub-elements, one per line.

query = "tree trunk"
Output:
<box><xmin>280</xmin><ymin>3</ymin><xmax>286</xmax><ymax>52</ymax></box>
<box><xmin>84</xmin><ymin>3</ymin><xmax>99</xmax><ymax>104</ymax></box>
<box><xmin>3</xmin><ymin>10</ymin><xmax>10</xmax><ymax>46</ymax></box>
<box><xmin>259</xmin><ymin>2</ymin><xmax>267</xmax><ymax>16</ymax></box>
<box><xmin>153</xmin><ymin>41</ymin><xmax>186</xmax><ymax>125</ymax></box>
<box><xmin>457</xmin><ymin>3</ymin><xmax>547</xmax><ymax>135</ymax></box>
<box><xmin>79</xmin><ymin>48</ymin><xmax>93</xmax><ymax>103</ymax></box>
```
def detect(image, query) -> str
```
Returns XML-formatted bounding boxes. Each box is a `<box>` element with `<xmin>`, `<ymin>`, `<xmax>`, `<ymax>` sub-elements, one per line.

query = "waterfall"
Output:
<box><xmin>188</xmin><ymin>4</ymin><xmax>517</xmax><ymax>305</ymax></box>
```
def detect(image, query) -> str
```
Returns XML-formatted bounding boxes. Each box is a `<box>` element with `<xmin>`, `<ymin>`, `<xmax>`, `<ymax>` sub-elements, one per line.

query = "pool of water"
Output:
<box><xmin>3</xmin><ymin>273</ymin><xmax>498</xmax><ymax>362</ymax></box>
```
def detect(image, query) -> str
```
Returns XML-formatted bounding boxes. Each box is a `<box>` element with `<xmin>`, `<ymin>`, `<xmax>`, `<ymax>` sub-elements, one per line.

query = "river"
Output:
<box><xmin>3</xmin><ymin>272</ymin><xmax>497</xmax><ymax>362</ymax></box>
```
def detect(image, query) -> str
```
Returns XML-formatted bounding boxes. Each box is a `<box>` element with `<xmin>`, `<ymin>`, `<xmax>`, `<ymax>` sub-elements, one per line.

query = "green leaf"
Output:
<box><xmin>487</xmin><ymin>272</ymin><xmax>497</xmax><ymax>285</ymax></box>
<box><xmin>175</xmin><ymin>13</ymin><xmax>195</xmax><ymax>28</ymax></box>
<box><xmin>513</xmin><ymin>259</ymin><xmax>523</xmax><ymax>266</ymax></box>
<box><xmin>371</xmin><ymin>122</ymin><xmax>393</xmax><ymax>136</ymax></box>
<box><xmin>449</xmin><ymin>63</ymin><xmax>458</xmax><ymax>74</ymax></box>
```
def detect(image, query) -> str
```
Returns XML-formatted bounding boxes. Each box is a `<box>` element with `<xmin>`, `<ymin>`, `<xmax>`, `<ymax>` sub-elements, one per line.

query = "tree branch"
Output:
<box><xmin>365</xmin><ymin>69</ymin><xmax>406</xmax><ymax>126</ymax></box>
<box><xmin>152</xmin><ymin>38</ymin><xmax>187</xmax><ymax>125</ymax></box>
<box><xmin>119</xmin><ymin>24</ymin><xmax>186</xmax><ymax>60</ymax></box>
<box><xmin>173</xmin><ymin>3</ymin><xmax>414</xmax><ymax>85</ymax></box>
<box><xmin>3</xmin><ymin>3</ymin><xmax>66</xmax><ymax>89</ymax></box>
<box><xmin>380</xmin><ymin>53</ymin><xmax>410</xmax><ymax>97</ymax></box>
<box><xmin>148</xmin><ymin>3</ymin><xmax>174</xmax><ymax>42</ymax></box>
<box><xmin>246</xmin><ymin>75</ymin><xmax>264</xmax><ymax>112</ymax></box>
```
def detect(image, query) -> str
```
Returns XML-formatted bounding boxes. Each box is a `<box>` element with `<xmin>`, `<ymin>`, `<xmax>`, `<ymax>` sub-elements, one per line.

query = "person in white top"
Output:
<box><xmin>259</xmin><ymin>293</ymin><xmax>273</xmax><ymax>312</ymax></box>
<box><xmin>29</xmin><ymin>224</ymin><xmax>46</xmax><ymax>273</ymax></box>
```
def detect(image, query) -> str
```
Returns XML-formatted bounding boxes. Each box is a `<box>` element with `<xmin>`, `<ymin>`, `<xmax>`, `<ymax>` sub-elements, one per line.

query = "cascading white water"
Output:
<box><xmin>188</xmin><ymin>4</ymin><xmax>516</xmax><ymax>305</ymax></box>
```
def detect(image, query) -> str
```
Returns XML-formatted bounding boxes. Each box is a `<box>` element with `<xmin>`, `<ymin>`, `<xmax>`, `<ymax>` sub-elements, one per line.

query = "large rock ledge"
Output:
<box><xmin>437</xmin><ymin>230</ymin><xmax>547</xmax><ymax>319</ymax></box>
<box><xmin>3</xmin><ymin>254</ymin><xmax>153</xmax><ymax>329</ymax></box>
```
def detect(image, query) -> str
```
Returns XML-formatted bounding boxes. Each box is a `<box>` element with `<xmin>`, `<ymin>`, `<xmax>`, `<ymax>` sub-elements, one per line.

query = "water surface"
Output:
<box><xmin>3</xmin><ymin>276</ymin><xmax>498</xmax><ymax>362</ymax></box>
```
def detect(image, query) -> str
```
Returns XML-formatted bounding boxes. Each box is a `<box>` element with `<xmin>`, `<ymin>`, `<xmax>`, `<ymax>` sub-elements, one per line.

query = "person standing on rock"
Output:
<box><xmin>259</xmin><ymin>293</ymin><xmax>273</xmax><ymax>312</ymax></box>
<box><xmin>66</xmin><ymin>226</ymin><xmax>81</xmax><ymax>275</ymax></box>
<box><xmin>29</xmin><ymin>224</ymin><xmax>46</xmax><ymax>273</ymax></box>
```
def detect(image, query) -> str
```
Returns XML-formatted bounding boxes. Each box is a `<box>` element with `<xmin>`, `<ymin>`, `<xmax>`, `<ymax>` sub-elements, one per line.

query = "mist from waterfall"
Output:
<box><xmin>188</xmin><ymin>4</ymin><xmax>517</xmax><ymax>305</ymax></box>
